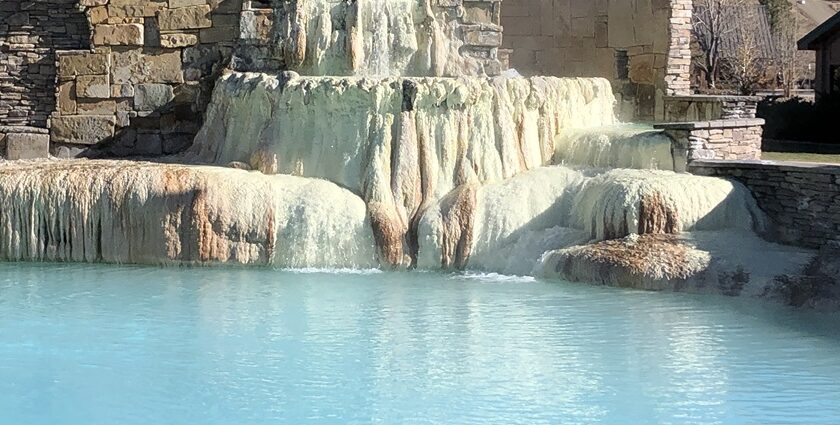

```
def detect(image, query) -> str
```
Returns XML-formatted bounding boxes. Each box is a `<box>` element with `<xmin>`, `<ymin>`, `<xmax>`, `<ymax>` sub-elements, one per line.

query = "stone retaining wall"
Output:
<box><xmin>50</xmin><ymin>0</ymin><xmax>243</xmax><ymax>157</ymax></box>
<box><xmin>657</xmin><ymin>119</ymin><xmax>764</xmax><ymax>163</ymax></box>
<box><xmin>690</xmin><ymin>160</ymin><xmax>840</xmax><ymax>249</ymax></box>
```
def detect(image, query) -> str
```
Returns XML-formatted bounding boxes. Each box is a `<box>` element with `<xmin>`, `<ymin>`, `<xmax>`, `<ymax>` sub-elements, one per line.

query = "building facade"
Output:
<box><xmin>799</xmin><ymin>11</ymin><xmax>840</xmax><ymax>99</ymax></box>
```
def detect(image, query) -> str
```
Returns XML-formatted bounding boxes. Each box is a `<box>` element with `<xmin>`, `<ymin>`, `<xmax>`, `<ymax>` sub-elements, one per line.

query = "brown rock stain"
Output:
<box><xmin>639</xmin><ymin>192</ymin><xmax>680</xmax><ymax>235</ymax></box>
<box><xmin>439</xmin><ymin>184</ymin><xmax>477</xmax><ymax>269</ymax></box>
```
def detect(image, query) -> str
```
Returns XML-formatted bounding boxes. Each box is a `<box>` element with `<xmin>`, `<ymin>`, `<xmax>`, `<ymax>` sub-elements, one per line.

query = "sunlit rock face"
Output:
<box><xmin>414</xmin><ymin>166</ymin><xmax>783</xmax><ymax>277</ymax></box>
<box><xmin>190</xmin><ymin>71</ymin><xmax>616</xmax><ymax>267</ymax></box>
<box><xmin>0</xmin><ymin>160</ymin><xmax>377</xmax><ymax>268</ymax></box>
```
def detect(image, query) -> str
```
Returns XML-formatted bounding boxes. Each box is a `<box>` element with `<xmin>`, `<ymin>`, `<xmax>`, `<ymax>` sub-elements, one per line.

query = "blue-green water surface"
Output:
<box><xmin>1</xmin><ymin>263</ymin><xmax>839</xmax><ymax>424</ymax></box>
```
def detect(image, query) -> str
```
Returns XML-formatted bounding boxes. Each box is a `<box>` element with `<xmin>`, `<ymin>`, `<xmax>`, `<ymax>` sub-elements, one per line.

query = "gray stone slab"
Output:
<box><xmin>5</xmin><ymin>132</ymin><xmax>50</xmax><ymax>160</ymax></box>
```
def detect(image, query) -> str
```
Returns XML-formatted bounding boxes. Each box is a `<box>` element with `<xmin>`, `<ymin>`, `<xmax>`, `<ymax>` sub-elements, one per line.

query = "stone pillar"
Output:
<box><xmin>665</xmin><ymin>0</ymin><xmax>692</xmax><ymax>96</ymax></box>
<box><xmin>656</xmin><ymin>119</ymin><xmax>765</xmax><ymax>163</ymax></box>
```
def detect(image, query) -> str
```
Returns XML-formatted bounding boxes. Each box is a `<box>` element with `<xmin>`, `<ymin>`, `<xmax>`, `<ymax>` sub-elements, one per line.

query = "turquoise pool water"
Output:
<box><xmin>1</xmin><ymin>263</ymin><xmax>839</xmax><ymax>424</ymax></box>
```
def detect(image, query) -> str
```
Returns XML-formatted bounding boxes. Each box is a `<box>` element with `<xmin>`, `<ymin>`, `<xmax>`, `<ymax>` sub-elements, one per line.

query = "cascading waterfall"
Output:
<box><xmin>0</xmin><ymin>0</ymin><xmax>818</xmax><ymax>298</ymax></box>
<box><xmin>554</xmin><ymin>125</ymin><xmax>680</xmax><ymax>171</ymax></box>
<box><xmin>277</xmin><ymin>0</ymin><xmax>478</xmax><ymax>77</ymax></box>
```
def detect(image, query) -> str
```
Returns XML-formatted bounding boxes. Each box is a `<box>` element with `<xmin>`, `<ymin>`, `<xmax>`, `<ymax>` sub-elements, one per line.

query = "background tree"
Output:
<box><xmin>761</xmin><ymin>0</ymin><xmax>793</xmax><ymax>27</ymax></box>
<box><xmin>692</xmin><ymin>0</ymin><xmax>746</xmax><ymax>90</ymax></box>
<box><xmin>722</xmin><ymin>6</ymin><xmax>769</xmax><ymax>94</ymax></box>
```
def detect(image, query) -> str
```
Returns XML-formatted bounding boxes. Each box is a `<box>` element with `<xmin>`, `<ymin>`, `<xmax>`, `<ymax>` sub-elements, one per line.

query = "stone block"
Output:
<box><xmin>87</xmin><ymin>6</ymin><xmax>109</xmax><ymax>25</ymax></box>
<box><xmin>76</xmin><ymin>75</ymin><xmax>111</xmax><ymax>99</ymax></box>
<box><xmin>160</xmin><ymin>33</ymin><xmax>199</xmax><ymax>48</ymax></box>
<box><xmin>111</xmin><ymin>48</ymin><xmax>184</xmax><ymax>84</ymax></box>
<box><xmin>170</xmin><ymin>0</ymin><xmax>207</xmax><ymax>7</ymax></box>
<box><xmin>80</xmin><ymin>0</ymin><xmax>109</xmax><ymax>5</ymax></box>
<box><xmin>59</xmin><ymin>53</ymin><xmax>109</xmax><ymax>78</ymax></box>
<box><xmin>199</xmin><ymin>26</ymin><xmax>237</xmax><ymax>44</ymax></box>
<box><xmin>77</xmin><ymin>100</ymin><xmax>117</xmax><ymax>115</ymax></box>
<box><xmin>108</xmin><ymin>0</ymin><xmax>167</xmax><ymax>17</ymax></box>
<box><xmin>93</xmin><ymin>24</ymin><xmax>145</xmax><ymax>46</ymax></box>
<box><xmin>111</xmin><ymin>84</ymin><xmax>136</xmax><ymax>98</ymax></box>
<box><xmin>158</xmin><ymin>5</ymin><xmax>212</xmax><ymax>31</ymax></box>
<box><xmin>5</xmin><ymin>133</ymin><xmax>50</xmax><ymax>160</ymax></box>
<box><xmin>57</xmin><ymin>81</ymin><xmax>77</xmax><ymax>115</ymax></box>
<box><xmin>134</xmin><ymin>84</ymin><xmax>175</xmax><ymax>111</ymax></box>
<box><xmin>51</xmin><ymin>115</ymin><xmax>117</xmax><ymax>145</ymax></box>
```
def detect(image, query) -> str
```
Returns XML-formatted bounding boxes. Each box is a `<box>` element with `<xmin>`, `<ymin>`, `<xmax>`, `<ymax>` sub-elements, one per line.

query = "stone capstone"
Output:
<box><xmin>168</xmin><ymin>0</ymin><xmax>207</xmax><ymax>8</ymax></box>
<box><xmin>4</xmin><ymin>133</ymin><xmax>50</xmax><ymax>160</ymax></box>
<box><xmin>51</xmin><ymin>115</ymin><xmax>117</xmax><ymax>145</ymax></box>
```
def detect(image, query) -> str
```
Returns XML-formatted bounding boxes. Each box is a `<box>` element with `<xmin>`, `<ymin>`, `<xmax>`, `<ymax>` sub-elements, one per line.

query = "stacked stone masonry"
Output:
<box><xmin>691</xmin><ymin>160</ymin><xmax>840</xmax><ymax>250</ymax></box>
<box><xmin>501</xmin><ymin>0</ymin><xmax>692</xmax><ymax>121</ymax></box>
<box><xmin>0</xmin><ymin>0</ymin><xmax>91</xmax><ymax>128</ymax></box>
<box><xmin>657</xmin><ymin>119</ymin><xmax>764</xmax><ymax>163</ymax></box>
<box><xmin>48</xmin><ymin>0</ymin><xmax>243</xmax><ymax>157</ymax></box>
<box><xmin>663</xmin><ymin>95</ymin><xmax>760</xmax><ymax>122</ymax></box>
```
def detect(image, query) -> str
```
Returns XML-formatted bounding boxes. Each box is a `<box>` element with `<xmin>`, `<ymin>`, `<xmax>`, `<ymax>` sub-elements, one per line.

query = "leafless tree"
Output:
<box><xmin>692</xmin><ymin>0</ymin><xmax>746</xmax><ymax>90</ymax></box>
<box><xmin>771</xmin><ymin>15</ymin><xmax>808</xmax><ymax>97</ymax></box>
<box><xmin>722</xmin><ymin>6</ymin><xmax>769</xmax><ymax>94</ymax></box>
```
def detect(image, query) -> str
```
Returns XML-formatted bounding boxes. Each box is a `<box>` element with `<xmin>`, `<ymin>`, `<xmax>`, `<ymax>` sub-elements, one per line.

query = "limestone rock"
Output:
<box><xmin>51</xmin><ymin>115</ymin><xmax>117</xmax><ymax>145</ymax></box>
<box><xmin>160</xmin><ymin>33</ymin><xmax>199</xmax><ymax>48</ymax></box>
<box><xmin>111</xmin><ymin>48</ymin><xmax>183</xmax><ymax>84</ymax></box>
<box><xmin>4</xmin><ymin>133</ymin><xmax>50</xmax><ymax>160</ymax></box>
<box><xmin>160</xmin><ymin>34</ymin><xmax>198</xmax><ymax>48</ymax></box>
<box><xmin>77</xmin><ymin>100</ymin><xmax>117</xmax><ymax>115</ymax></box>
<box><xmin>158</xmin><ymin>5</ymin><xmax>212</xmax><ymax>31</ymax></box>
<box><xmin>0</xmin><ymin>160</ymin><xmax>377</xmax><ymax>268</ymax></box>
<box><xmin>169</xmin><ymin>0</ymin><xmax>207</xmax><ymax>7</ymax></box>
<box><xmin>107</xmin><ymin>0</ymin><xmax>166</xmax><ymax>18</ymax></box>
<box><xmin>57</xmin><ymin>82</ymin><xmax>77</xmax><ymax>115</ymax></box>
<box><xmin>59</xmin><ymin>53</ymin><xmax>109</xmax><ymax>78</ymax></box>
<box><xmin>76</xmin><ymin>75</ymin><xmax>111</xmax><ymax>99</ymax></box>
<box><xmin>111</xmin><ymin>84</ymin><xmax>136</xmax><ymax>98</ymax></box>
<box><xmin>134</xmin><ymin>84</ymin><xmax>175</xmax><ymax>111</ymax></box>
<box><xmin>93</xmin><ymin>24</ymin><xmax>145</xmax><ymax>46</ymax></box>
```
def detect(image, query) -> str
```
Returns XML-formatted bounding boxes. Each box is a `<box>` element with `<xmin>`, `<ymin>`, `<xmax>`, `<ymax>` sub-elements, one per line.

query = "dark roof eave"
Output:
<box><xmin>799</xmin><ymin>10</ymin><xmax>840</xmax><ymax>50</ymax></box>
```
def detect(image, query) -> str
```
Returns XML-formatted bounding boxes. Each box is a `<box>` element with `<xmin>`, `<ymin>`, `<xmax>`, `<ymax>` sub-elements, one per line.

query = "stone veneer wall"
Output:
<box><xmin>500</xmin><ymin>0</ymin><xmax>692</xmax><ymax>121</ymax></box>
<box><xmin>50</xmin><ymin>0</ymin><xmax>243</xmax><ymax>157</ymax></box>
<box><xmin>0</xmin><ymin>0</ymin><xmax>91</xmax><ymax>128</ymax></box>
<box><xmin>663</xmin><ymin>95</ymin><xmax>760</xmax><ymax>122</ymax></box>
<box><xmin>691</xmin><ymin>160</ymin><xmax>840</xmax><ymax>249</ymax></box>
<box><xmin>657</xmin><ymin>119</ymin><xmax>764</xmax><ymax>164</ymax></box>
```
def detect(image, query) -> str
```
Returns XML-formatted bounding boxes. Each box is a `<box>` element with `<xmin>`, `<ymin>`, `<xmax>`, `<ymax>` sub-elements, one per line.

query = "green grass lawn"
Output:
<box><xmin>761</xmin><ymin>152</ymin><xmax>840</xmax><ymax>164</ymax></box>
